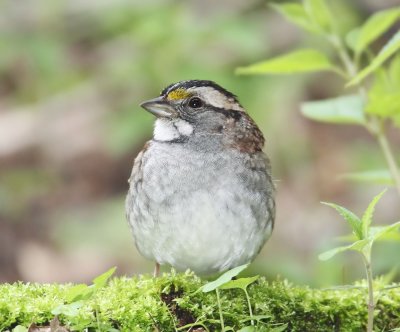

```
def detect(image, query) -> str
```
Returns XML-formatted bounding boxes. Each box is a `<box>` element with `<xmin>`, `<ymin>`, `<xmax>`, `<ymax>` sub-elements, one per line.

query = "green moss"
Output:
<box><xmin>1</xmin><ymin>273</ymin><xmax>399</xmax><ymax>331</ymax></box>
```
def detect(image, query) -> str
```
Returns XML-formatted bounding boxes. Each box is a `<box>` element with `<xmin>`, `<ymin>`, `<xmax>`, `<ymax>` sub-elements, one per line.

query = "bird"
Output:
<box><xmin>126</xmin><ymin>80</ymin><xmax>275</xmax><ymax>277</ymax></box>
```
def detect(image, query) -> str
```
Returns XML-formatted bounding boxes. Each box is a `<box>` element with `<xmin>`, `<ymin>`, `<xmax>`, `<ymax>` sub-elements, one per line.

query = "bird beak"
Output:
<box><xmin>140</xmin><ymin>97</ymin><xmax>178</xmax><ymax>118</ymax></box>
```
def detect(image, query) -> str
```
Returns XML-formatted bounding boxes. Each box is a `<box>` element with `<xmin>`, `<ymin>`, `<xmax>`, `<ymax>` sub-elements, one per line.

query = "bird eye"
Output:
<box><xmin>188</xmin><ymin>97</ymin><xmax>203</xmax><ymax>108</ymax></box>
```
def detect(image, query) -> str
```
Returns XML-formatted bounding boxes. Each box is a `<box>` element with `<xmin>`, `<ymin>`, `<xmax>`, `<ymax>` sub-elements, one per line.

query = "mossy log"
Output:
<box><xmin>1</xmin><ymin>272</ymin><xmax>399</xmax><ymax>331</ymax></box>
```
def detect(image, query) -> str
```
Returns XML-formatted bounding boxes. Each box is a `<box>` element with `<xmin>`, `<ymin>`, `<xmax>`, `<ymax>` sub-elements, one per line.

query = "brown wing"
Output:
<box><xmin>126</xmin><ymin>141</ymin><xmax>151</xmax><ymax>220</ymax></box>
<box><xmin>223</xmin><ymin>112</ymin><xmax>265</xmax><ymax>153</ymax></box>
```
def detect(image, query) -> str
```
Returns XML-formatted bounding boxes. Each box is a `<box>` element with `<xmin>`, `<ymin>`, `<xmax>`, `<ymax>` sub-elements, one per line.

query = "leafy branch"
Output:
<box><xmin>51</xmin><ymin>267</ymin><xmax>116</xmax><ymax>331</ymax></box>
<box><xmin>237</xmin><ymin>0</ymin><xmax>400</xmax><ymax>196</ymax></box>
<box><xmin>319</xmin><ymin>190</ymin><xmax>400</xmax><ymax>331</ymax></box>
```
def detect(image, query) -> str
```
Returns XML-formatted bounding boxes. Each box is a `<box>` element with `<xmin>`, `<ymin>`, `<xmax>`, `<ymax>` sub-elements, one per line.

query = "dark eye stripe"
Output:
<box><xmin>209</xmin><ymin>107</ymin><xmax>242</xmax><ymax>120</ymax></box>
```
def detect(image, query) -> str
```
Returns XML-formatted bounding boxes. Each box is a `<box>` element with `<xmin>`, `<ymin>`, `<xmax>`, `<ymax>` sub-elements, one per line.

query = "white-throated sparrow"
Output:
<box><xmin>126</xmin><ymin>80</ymin><xmax>275</xmax><ymax>276</ymax></box>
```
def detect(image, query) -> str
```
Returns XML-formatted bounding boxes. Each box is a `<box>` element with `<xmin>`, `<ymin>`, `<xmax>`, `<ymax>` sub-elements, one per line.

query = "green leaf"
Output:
<box><xmin>240</xmin><ymin>315</ymin><xmax>272</xmax><ymax>323</ymax></box>
<box><xmin>93</xmin><ymin>266</ymin><xmax>116</xmax><ymax>289</ymax></box>
<box><xmin>346</xmin><ymin>28</ymin><xmax>361</xmax><ymax>51</ymax></box>
<box><xmin>319</xmin><ymin>239</ymin><xmax>369</xmax><ymax>261</ymax></box>
<box><xmin>301</xmin><ymin>95</ymin><xmax>365</xmax><ymax>125</ymax></box>
<box><xmin>367</xmin><ymin>88</ymin><xmax>400</xmax><ymax>119</ymax></box>
<box><xmin>322</xmin><ymin>202</ymin><xmax>363</xmax><ymax>239</ymax></box>
<box><xmin>51</xmin><ymin>301</ymin><xmax>83</xmax><ymax>317</ymax></box>
<box><xmin>236</xmin><ymin>49</ymin><xmax>335</xmax><ymax>75</ymax></box>
<box><xmin>219</xmin><ymin>276</ymin><xmax>259</xmax><ymax>291</ymax></box>
<box><xmin>368</xmin><ymin>225</ymin><xmax>400</xmax><ymax>241</ymax></box>
<box><xmin>354</xmin><ymin>8</ymin><xmax>400</xmax><ymax>54</ymax></box>
<box><xmin>270</xmin><ymin>3</ymin><xmax>320</xmax><ymax>34</ymax></box>
<box><xmin>64</xmin><ymin>267</ymin><xmax>116</xmax><ymax>303</ymax></box>
<box><xmin>348</xmin><ymin>29</ymin><xmax>400</xmax><ymax>85</ymax></box>
<box><xmin>366</xmin><ymin>64</ymin><xmax>400</xmax><ymax>121</ymax></box>
<box><xmin>361</xmin><ymin>189</ymin><xmax>386</xmax><ymax>238</ymax></box>
<box><xmin>339</xmin><ymin>170</ymin><xmax>394</xmax><ymax>185</ymax></box>
<box><xmin>237</xmin><ymin>327</ymin><xmax>256</xmax><ymax>332</ymax></box>
<box><xmin>201</xmin><ymin>264</ymin><xmax>249</xmax><ymax>292</ymax></box>
<box><xmin>177</xmin><ymin>322</ymin><xmax>210</xmax><ymax>331</ymax></box>
<box><xmin>370</xmin><ymin>221</ymin><xmax>400</xmax><ymax>241</ymax></box>
<box><xmin>69</xmin><ymin>318</ymin><xmax>93</xmax><ymax>332</ymax></box>
<box><xmin>304</xmin><ymin>0</ymin><xmax>333</xmax><ymax>33</ymax></box>
<box><xmin>66</xmin><ymin>283</ymin><xmax>89</xmax><ymax>302</ymax></box>
<box><xmin>270</xmin><ymin>324</ymin><xmax>289</xmax><ymax>332</ymax></box>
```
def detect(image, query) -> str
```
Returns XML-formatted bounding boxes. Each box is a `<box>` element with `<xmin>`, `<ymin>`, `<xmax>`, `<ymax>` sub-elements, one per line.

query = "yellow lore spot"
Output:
<box><xmin>167</xmin><ymin>88</ymin><xmax>191</xmax><ymax>100</ymax></box>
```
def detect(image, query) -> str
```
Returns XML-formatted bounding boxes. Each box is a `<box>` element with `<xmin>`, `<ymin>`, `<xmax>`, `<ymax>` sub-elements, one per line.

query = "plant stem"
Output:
<box><xmin>328</xmin><ymin>34</ymin><xmax>400</xmax><ymax>197</ymax></box>
<box><xmin>244</xmin><ymin>289</ymin><xmax>255</xmax><ymax>326</ymax></box>
<box><xmin>216</xmin><ymin>289</ymin><xmax>225</xmax><ymax>332</ymax></box>
<box><xmin>362</xmin><ymin>254</ymin><xmax>375</xmax><ymax>332</ymax></box>
<box><xmin>375</xmin><ymin>125</ymin><xmax>400</xmax><ymax>196</ymax></box>
<box><xmin>329</xmin><ymin>35</ymin><xmax>357</xmax><ymax>77</ymax></box>
<box><xmin>95</xmin><ymin>306</ymin><xmax>102</xmax><ymax>332</ymax></box>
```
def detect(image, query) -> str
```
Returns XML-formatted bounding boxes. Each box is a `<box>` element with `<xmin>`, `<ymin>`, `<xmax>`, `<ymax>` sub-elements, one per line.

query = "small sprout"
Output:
<box><xmin>199</xmin><ymin>264</ymin><xmax>255</xmax><ymax>331</ymax></box>
<box><xmin>320</xmin><ymin>190</ymin><xmax>400</xmax><ymax>332</ymax></box>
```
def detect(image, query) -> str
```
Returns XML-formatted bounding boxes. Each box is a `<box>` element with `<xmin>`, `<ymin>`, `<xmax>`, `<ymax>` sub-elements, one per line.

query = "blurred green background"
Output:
<box><xmin>0</xmin><ymin>0</ymin><xmax>399</xmax><ymax>286</ymax></box>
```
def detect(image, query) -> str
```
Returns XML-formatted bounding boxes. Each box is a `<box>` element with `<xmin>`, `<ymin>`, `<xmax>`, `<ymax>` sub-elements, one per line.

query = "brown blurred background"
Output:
<box><xmin>0</xmin><ymin>0</ymin><xmax>399</xmax><ymax>285</ymax></box>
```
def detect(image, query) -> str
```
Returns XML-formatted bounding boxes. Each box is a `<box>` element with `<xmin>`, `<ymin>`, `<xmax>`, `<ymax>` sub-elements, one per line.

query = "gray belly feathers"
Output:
<box><xmin>126</xmin><ymin>142</ymin><xmax>274</xmax><ymax>275</ymax></box>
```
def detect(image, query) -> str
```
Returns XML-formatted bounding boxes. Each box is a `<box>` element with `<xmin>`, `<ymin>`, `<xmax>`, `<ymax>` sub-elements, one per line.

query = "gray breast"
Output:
<box><xmin>126</xmin><ymin>141</ymin><xmax>275</xmax><ymax>274</ymax></box>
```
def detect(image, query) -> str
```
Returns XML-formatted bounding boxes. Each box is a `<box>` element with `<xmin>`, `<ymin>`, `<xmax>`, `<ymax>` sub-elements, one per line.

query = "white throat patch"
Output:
<box><xmin>154</xmin><ymin>118</ymin><xmax>194</xmax><ymax>141</ymax></box>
